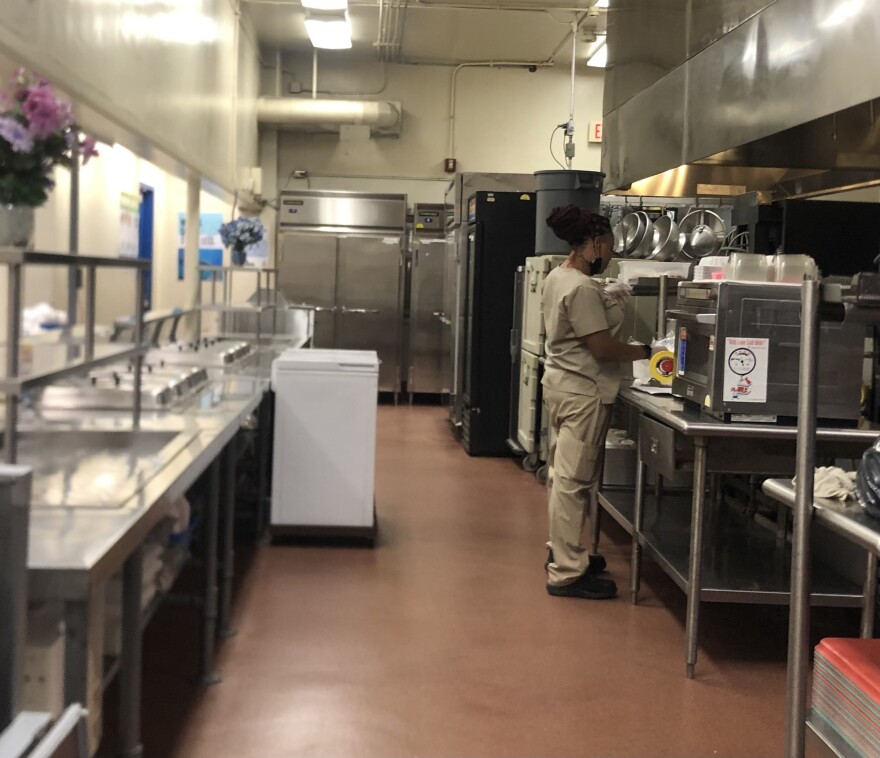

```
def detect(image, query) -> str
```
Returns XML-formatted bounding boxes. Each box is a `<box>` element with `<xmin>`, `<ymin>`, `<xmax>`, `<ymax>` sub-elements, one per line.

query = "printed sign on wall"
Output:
<box><xmin>120</xmin><ymin>192</ymin><xmax>140</xmax><ymax>259</ymax></box>
<box><xmin>177</xmin><ymin>212</ymin><xmax>225</xmax><ymax>281</ymax></box>
<box><xmin>723</xmin><ymin>337</ymin><xmax>769</xmax><ymax>403</ymax></box>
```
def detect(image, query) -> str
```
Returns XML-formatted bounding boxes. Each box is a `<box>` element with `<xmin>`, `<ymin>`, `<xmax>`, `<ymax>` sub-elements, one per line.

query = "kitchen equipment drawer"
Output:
<box><xmin>638</xmin><ymin>415</ymin><xmax>694</xmax><ymax>480</ymax></box>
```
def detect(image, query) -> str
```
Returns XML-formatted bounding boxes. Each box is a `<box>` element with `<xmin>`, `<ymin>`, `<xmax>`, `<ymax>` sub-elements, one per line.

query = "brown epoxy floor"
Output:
<box><xmin>123</xmin><ymin>406</ymin><xmax>831</xmax><ymax>757</ymax></box>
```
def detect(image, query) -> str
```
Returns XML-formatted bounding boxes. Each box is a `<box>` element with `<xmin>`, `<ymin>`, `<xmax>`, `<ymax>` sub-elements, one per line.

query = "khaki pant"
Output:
<box><xmin>544</xmin><ymin>388</ymin><xmax>612</xmax><ymax>586</ymax></box>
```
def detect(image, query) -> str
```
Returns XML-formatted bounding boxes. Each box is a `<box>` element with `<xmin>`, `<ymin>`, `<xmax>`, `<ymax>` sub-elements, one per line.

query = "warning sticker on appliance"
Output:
<box><xmin>723</xmin><ymin>337</ymin><xmax>769</xmax><ymax>403</ymax></box>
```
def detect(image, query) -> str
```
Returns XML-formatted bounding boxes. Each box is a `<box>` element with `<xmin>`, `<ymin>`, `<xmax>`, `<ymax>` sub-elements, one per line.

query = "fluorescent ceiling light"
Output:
<box><xmin>302</xmin><ymin>0</ymin><xmax>348</xmax><ymax>10</ymax></box>
<box><xmin>587</xmin><ymin>41</ymin><xmax>607</xmax><ymax>68</ymax></box>
<box><xmin>594</xmin><ymin>0</ymin><xmax>609</xmax><ymax>7</ymax></box>
<box><xmin>305</xmin><ymin>14</ymin><xmax>352</xmax><ymax>49</ymax></box>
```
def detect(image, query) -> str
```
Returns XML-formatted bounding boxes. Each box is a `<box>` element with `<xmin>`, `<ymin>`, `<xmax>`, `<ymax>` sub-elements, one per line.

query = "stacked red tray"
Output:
<box><xmin>812</xmin><ymin>638</ymin><xmax>880</xmax><ymax>756</ymax></box>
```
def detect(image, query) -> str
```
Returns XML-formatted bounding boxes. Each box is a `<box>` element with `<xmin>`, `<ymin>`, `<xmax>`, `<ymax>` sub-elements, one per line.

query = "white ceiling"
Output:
<box><xmin>243</xmin><ymin>0</ymin><xmax>606</xmax><ymax>64</ymax></box>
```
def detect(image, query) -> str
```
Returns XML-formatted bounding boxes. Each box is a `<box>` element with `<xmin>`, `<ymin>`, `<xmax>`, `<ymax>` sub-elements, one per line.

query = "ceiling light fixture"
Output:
<box><xmin>594</xmin><ymin>0</ymin><xmax>609</xmax><ymax>7</ymax></box>
<box><xmin>305</xmin><ymin>13</ymin><xmax>352</xmax><ymax>49</ymax></box>
<box><xmin>302</xmin><ymin>0</ymin><xmax>348</xmax><ymax>10</ymax></box>
<box><xmin>586</xmin><ymin>41</ymin><xmax>607</xmax><ymax>68</ymax></box>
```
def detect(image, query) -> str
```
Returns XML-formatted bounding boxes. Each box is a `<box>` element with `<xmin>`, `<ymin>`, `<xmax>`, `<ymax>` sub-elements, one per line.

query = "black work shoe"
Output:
<box><xmin>547</xmin><ymin>573</ymin><xmax>618</xmax><ymax>600</ymax></box>
<box><xmin>544</xmin><ymin>549</ymin><xmax>607</xmax><ymax>575</ymax></box>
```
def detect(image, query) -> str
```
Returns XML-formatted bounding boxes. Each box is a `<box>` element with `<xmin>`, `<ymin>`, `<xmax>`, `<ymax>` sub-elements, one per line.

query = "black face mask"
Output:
<box><xmin>589</xmin><ymin>257</ymin><xmax>603</xmax><ymax>276</ymax></box>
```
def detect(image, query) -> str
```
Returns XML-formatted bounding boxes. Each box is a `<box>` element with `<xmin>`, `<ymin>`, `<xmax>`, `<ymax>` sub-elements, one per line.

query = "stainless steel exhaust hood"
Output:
<box><xmin>602</xmin><ymin>0</ymin><xmax>880</xmax><ymax>198</ymax></box>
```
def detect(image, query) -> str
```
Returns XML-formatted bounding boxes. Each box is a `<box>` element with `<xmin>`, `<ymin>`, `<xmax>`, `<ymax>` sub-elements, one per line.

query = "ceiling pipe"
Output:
<box><xmin>244</xmin><ymin>0</ymin><xmax>599</xmax><ymax>10</ymax></box>
<box><xmin>257</xmin><ymin>97</ymin><xmax>401</xmax><ymax>128</ymax></box>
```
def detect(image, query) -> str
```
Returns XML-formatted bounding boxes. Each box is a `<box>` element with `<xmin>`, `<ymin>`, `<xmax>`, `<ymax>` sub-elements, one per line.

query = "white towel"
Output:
<box><xmin>793</xmin><ymin>467</ymin><xmax>857</xmax><ymax>502</ymax></box>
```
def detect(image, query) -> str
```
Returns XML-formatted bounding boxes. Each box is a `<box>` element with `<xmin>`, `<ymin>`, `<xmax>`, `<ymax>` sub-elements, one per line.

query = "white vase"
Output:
<box><xmin>0</xmin><ymin>205</ymin><xmax>35</xmax><ymax>249</ymax></box>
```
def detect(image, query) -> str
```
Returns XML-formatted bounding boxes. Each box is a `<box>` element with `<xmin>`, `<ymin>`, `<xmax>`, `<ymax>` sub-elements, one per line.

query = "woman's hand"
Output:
<box><xmin>582</xmin><ymin>330</ymin><xmax>650</xmax><ymax>363</ymax></box>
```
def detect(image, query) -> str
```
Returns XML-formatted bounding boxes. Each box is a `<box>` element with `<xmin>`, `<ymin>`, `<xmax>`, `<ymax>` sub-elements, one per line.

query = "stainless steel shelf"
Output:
<box><xmin>201</xmin><ymin>304</ymin><xmax>272</xmax><ymax>314</ymax></box>
<box><xmin>0</xmin><ymin>345</ymin><xmax>148</xmax><ymax>392</ymax></box>
<box><xmin>807</xmin><ymin>716</ymin><xmax>858</xmax><ymax>758</ymax></box>
<box><xmin>597</xmin><ymin>488</ymin><xmax>637</xmax><ymax>536</ymax></box>
<box><xmin>599</xmin><ymin>488</ymin><xmax>863</xmax><ymax>605</ymax></box>
<box><xmin>207</xmin><ymin>332</ymin><xmax>302</xmax><ymax>343</ymax></box>
<box><xmin>764</xmin><ymin>479</ymin><xmax>880</xmax><ymax>555</ymax></box>
<box><xmin>0</xmin><ymin>249</ymin><xmax>150</xmax><ymax>268</ymax></box>
<box><xmin>114</xmin><ymin>307</ymin><xmax>197</xmax><ymax>327</ymax></box>
<box><xmin>198</xmin><ymin>265</ymin><xmax>278</xmax><ymax>273</ymax></box>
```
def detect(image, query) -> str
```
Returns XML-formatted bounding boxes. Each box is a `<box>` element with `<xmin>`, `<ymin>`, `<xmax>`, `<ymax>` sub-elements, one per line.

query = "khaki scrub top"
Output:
<box><xmin>541</xmin><ymin>266</ymin><xmax>625</xmax><ymax>404</ymax></box>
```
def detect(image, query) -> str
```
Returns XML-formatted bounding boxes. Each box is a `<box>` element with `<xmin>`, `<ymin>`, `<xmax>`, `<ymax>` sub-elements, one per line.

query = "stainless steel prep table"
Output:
<box><xmin>598</xmin><ymin>386</ymin><xmax>880</xmax><ymax>678</ymax></box>
<box><xmin>23</xmin><ymin>370</ymin><xmax>270</xmax><ymax>758</ymax></box>
<box><xmin>763</xmin><ymin>478</ymin><xmax>880</xmax><ymax>758</ymax></box>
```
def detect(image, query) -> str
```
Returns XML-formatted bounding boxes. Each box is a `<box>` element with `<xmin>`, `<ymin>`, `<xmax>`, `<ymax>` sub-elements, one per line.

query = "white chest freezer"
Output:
<box><xmin>270</xmin><ymin>349</ymin><xmax>379</xmax><ymax>538</ymax></box>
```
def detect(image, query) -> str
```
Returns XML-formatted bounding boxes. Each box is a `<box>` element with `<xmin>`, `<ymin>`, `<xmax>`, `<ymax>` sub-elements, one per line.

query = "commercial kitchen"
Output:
<box><xmin>6</xmin><ymin>2</ymin><xmax>880</xmax><ymax>758</ymax></box>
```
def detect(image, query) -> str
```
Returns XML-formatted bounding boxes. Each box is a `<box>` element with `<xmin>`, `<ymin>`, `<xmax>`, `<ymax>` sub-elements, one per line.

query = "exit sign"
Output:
<box><xmin>588</xmin><ymin>122</ymin><xmax>603</xmax><ymax>143</ymax></box>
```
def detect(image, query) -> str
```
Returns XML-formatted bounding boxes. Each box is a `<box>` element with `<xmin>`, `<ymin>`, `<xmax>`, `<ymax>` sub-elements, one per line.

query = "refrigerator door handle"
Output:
<box><xmin>340</xmin><ymin>306</ymin><xmax>380</xmax><ymax>315</ymax></box>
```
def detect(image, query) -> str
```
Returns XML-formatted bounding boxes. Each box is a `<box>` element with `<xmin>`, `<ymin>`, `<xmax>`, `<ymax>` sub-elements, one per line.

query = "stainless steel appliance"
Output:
<box><xmin>670</xmin><ymin>280</ymin><xmax>864</xmax><ymax>423</ymax></box>
<box><xmin>408</xmin><ymin>203</ymin><xmax>450</xmax><ymax>396</ymax></box>
<box><xmin>443</xmin><ymin>173</ymin><xmax>535</xmax><ymax>429</ymax></box>
<box><xmin>277</xmin><ymin>190</ymin><xmax>406</xmax><ymax>397</ymax></box>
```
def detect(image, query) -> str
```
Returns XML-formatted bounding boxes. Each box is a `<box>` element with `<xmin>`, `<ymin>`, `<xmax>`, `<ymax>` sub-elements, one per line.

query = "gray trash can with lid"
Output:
<box><xmin>534</xmin><ymin>170</ymin><xmax>605</xmax><ymax>254</ymax></box>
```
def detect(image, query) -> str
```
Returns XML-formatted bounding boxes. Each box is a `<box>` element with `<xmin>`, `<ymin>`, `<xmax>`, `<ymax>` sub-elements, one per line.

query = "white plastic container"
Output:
<box><xmin>516</xmin><ymin>350</ymin><xmax>541</xmax><ymax>454</ymax></box>
<box><xmin>617</xmin><ymin>260</ymin><xmax>691</xmax><ymax>283</ymax></box>
<box><xmin>725</xmin><ymin>253</ymin><xmax>770</xmax><ymax>282</ymax></box>
<box><xmin>521</xmin><ymin>255</ymin><xmax>567</xmax><ymax>355</ymax></box>
<box><xmin>772</xmin><ymin>254</ymin><xmax>819</xmax><ymax>283</ymax></box>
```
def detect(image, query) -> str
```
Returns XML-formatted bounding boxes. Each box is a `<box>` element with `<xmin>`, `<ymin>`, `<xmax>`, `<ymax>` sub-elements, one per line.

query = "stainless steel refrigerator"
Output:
<box><xmin>407</xmin><ymin>203</ymin><xmax>451</xmax><ymax>397</ymax></box>
<box><xmin>277</xmin><ymin>190</ymin><xmax>406</xmax><ymax>397</ymax></box>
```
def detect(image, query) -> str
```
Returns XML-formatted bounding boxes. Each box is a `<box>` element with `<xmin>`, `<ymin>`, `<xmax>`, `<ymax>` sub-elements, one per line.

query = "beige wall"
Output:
<box><xmin>273</xmin><ymin>57</ymin><xmax>606</xmax><ymax>204</ymax></box>
<box><xmin>0</xmin><ymin>5</ymin><xmax>260</xmax><ymax>344</ymax></box>
<box><xmin>0</xmin><ymin>0</ymin><xmax>252</xmax><ymax>191</ymax></box>
<box><xmin>25</xmin><ymin>146</ymin><xmax>233</xmax><ymax>330</ymax></box>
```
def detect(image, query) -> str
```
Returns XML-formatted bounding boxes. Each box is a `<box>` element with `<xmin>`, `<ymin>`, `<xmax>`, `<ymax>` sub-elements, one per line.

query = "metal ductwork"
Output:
<box><xmin>602</xmin><ymin>0</ymin><xmax>880</xmax><ymax>198</ymax></box>
<box><xmin>257</xmin><ymin>97</ymin><xmax>402</xmax><ymax>135</ymax></box>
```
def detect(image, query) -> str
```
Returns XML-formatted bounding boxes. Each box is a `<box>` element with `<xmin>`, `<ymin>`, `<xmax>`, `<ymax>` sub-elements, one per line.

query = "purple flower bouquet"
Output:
<box><xmin>0</xmin><ymin>69</ymin><xmax>98</xmax><ymax>207</ymax></box>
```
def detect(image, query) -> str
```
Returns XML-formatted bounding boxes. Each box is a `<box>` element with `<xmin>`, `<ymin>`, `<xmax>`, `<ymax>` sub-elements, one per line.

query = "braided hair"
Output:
<box><xmin>545</xmin><ymin>205</ymin><xmax>612</xmax><ymax>248</ymax></box>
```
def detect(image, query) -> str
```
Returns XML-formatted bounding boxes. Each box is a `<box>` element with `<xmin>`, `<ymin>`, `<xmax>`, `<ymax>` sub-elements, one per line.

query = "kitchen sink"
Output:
<box><xmin>14</xmin><ymin>429</ymin><xmax>196</xmax><ymax>509</ymax></box>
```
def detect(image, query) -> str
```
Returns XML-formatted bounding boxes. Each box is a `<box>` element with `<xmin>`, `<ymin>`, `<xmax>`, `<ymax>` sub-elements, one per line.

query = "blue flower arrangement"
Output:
<box><xmin>219</xmin><ymin>216</ymin><xmax>265</xmax><ymax>265</ymax></box>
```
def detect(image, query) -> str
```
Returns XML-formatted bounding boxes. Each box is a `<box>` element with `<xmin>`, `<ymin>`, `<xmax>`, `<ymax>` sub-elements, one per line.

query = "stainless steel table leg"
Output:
<box><xmin>63</xmin><ymin>601</ymin><xmax>89</xmax><ymax>707</ymax></box>
<box><xmin>119</xmin><ymin>547</ymin><xmax>144</xmax><ymax>758</ymax></box>
<box><xmin>200</xmin><ymin>458</ymin><xmax>221</xmax><ymax>685</ymax></box>
<box><xmin>777</xmin><ymin>503</ymin><xmax>788</xmax><ymax>544</ymax></box>
<box><xmin>861</xmin><ymin>552</ymin><xmax>878</xmax><ymax>639</ymax></box>
<box><xmin>787</xmin><ymin>279</ymin><xmax>820</xmax><ymax>758</ymax></box>
<box><xmin>218</xmin><ymin>441</ymin><xmax>238</xmax><ymax>639</ymax></box>
<box><xmin>685</xmin><ymin>437</ymin><xmax>708</xmax><ymax>679</ymax></box>
<box><xmin>256</xmin><ymin>396</ymin><xmax>271</xmax><ymax>543</ymax></box>
<box><xmin>631</xmin><ymin>450</ymin><xmax>647</xmax><ymax>604</ymax></box>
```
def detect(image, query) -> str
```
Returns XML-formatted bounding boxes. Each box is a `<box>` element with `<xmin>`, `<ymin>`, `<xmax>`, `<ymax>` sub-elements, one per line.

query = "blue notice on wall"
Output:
<box><xmin>177</xmin><ymin>212</ymin><xmax>225</xmax><ymax>281</ymax></box>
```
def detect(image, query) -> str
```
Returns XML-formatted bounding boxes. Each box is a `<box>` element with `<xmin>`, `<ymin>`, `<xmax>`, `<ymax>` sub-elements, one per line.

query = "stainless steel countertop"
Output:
<box><xmin>23</xmin><ymin>344</ymin><xmax>284</xmax><ymax>601</ymax></box>
<box><xmin>763</xmin><ymin>478</ymin><xmax>880</xmax><ymax>556</ymax></box>
<box><xmin>619</xmin><ymin>386</ymin><xmax>880</xmax><ymax>442</ymax></box>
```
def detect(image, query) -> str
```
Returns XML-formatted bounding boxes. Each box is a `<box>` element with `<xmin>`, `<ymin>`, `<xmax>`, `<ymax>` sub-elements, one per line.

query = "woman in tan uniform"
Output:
<box><xmin>542</xmin><ymin>206</ymin><xmax>651</xmax><ymax>600</ymax></box>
